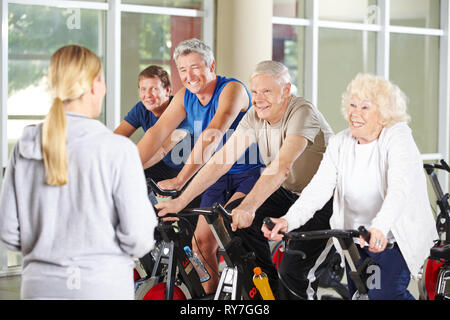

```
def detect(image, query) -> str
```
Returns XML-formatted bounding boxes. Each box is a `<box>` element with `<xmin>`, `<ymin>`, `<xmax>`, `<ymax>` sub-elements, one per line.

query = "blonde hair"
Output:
<box><xmin>43</xmin><ymin>45</ymin><xmax>102</xmax><ymax>185</ymax></box>
<box><xmin>341</xmin><ymin>73</ymin><xmax>410</xmax><ymax>127</ymax></box>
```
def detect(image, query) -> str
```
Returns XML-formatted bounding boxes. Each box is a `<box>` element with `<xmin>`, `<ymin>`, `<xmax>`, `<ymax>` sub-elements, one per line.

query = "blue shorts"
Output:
<box><xmin>200</xmin><ymin>167</ymin><xmax>261</xmax><ymax>207</ymax></box>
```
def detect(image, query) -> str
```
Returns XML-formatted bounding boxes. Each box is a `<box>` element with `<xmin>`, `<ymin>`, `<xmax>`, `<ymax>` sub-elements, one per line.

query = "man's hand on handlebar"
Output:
<box><xmin>261</xmin><ymin>217</ymin><xmax>288</xmax><ymax>242</ymax></box>
<box><xmin>155</xmin><ymin>198</ymin><xmax>187</xmax><ymax>222</ymax></box>
<box><xmin>230</xmin><ymin>206</ymin><xmax>256</xmax><ymax>232</ymax></box>
<box><xmin>157</xmin><ymin>177</ymin><xmax>183</xmax><ymax>197</ymax></box>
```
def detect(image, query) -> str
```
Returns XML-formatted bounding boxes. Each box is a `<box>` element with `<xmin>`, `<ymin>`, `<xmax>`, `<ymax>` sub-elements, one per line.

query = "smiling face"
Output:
<box><xmin>176</xmin><ymin>52</ymin><xmax>215</xmax><ymax>95</ymax></box>
<box><xmin>250</xmin><ymin>74</ymin><xmax>291</xmax><ymax>125</ymax></box>
<box><xmin>348</xmin><ymin>95</ymin><xmax>383</xmax><ymax>144</ymax></box>
<box><xmin>138</xmin><ymin>77</ymin><xmax>170</xmax><ymax>115</ymax></box>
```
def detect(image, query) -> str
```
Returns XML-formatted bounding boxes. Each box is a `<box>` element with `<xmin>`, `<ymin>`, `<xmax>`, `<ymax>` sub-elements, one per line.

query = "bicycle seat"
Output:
<box><xmin>430</xmin><ymin>244</ymin><xmax>450</xmax><ymax>261</ymax></box>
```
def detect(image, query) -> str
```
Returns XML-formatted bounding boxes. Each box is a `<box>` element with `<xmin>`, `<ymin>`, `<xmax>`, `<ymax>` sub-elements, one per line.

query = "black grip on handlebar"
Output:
<box><xmin>213</xmin><ymin>203</ymin><xmax>232</xmax><ymax>223</ymax></box>
<box><xmin>263</xmin><ymin>217</ymin><xmax>276</xmax><ymax>230</ymax></box>
<box><xmin>264</xmin><ymin>218</ymin><xmax>306</xmax><ymax>259</ymax></box>
<box><xmin>424</xmin><ymin>160</ymin><xmax>450</xmax><ymax>174</ymax></box>
<box><xmin>358</xmin><ymin>226</ymin><xmax>371</xmax><ymax>243</ymax></box>
<box><xmin>148</xmin><ymin>178</ymin><xmax>182</xmax><ymax>198</ymax></box>
<box><xmin>423</xmin><ymin>163</ymin><xmax>435</xmax><ymax>175</ymax></box>
<box><xmin>441</xmin><ymin>159</ymin><xmax>450</xmax><ymax>173</ymax></box>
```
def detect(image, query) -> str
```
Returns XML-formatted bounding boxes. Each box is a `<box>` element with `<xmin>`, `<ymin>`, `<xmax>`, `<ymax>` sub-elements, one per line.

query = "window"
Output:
<box><xmin>272</xmin><ymin>0</ymin><xmax>447</xmax><ymax>160</ymax></box>
<box><xmin>319</xmin><ymin>0</ymin><xmax>378</xmax><ymax>23</ymax></box>
<box><xmin>121</xmin><ymin>5</ymin><xmax>202</xmax><ymax>143</ymax></box>
<box><xmin>390</xmin><ymin>0</ymin><xmax>440</xmax><ymax>29</ymax></box>
<box><xmin>390</xmin><ymin>33</ymin><xmax>440</xmax><ymax>153</ymax></box>
<box><xmin>123</xmin><ymin>0</ymin><xmax>203</xmax><ymax>9</ymax></box>
<box><xmin>318</xmin><ymin>29</ymin><xmax>376</xmax><ymax>132</ymax></box>
<box><xmin>272</xmin><ymin>24</ymin><xmax>305</xmax><ymax>97</ymax></box>
<box><xmin>7</xmin><ymin>3</ymin><xmax>106</xmax><ymax>155</ymax></box>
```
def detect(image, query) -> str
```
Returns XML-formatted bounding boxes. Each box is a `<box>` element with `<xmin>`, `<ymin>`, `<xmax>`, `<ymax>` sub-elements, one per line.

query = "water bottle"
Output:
<box><xmin>252</xmin><ymin>267</ymin><xmax>275</xmax><ymax>300</ymax></box>
<box><xmin>183</xmin><ymin>246</ymin><xmax>210</xmax><ymax>283</ymax></box>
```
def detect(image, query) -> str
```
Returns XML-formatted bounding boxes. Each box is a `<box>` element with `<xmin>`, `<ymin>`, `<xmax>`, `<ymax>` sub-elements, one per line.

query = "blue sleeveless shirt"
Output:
<box><xmin>184</xmin><ymin>76</ymin><xmax>263</xmax><ymax>174</ymax></box>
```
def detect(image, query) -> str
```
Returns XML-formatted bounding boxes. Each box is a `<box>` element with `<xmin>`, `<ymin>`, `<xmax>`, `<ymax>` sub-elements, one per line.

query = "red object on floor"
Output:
<box><xmin>272</xmin><ymin>242</ymin><xmax>284</xmax><ymax>270</ymax></box>
<box><xmin>142</xmin><ymin>282</ymin><xmax>187</xmax><ymax>300</ymax></box>
<box><xmin>133</xmin><ymin>268</ymin><xmax>141</xmax><ymax>281</ymax></box>
<box><xmin>424</xmin><ymin>257</ymin><xmax>444</xmax><ymax>300</ymax></box>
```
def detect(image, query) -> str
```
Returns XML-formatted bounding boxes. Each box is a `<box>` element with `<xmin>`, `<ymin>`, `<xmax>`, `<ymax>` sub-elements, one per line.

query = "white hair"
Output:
<box><xmin>173</xmin><ymin>38</ymin><xmax>215</xmax><ymax>68</ymax></box>
<box><xmin>341</xmin><ymin>73</ymin><xmax>410</xmax><ymax>127</ymax></box>
<box><xmin>250</xmin><ymin>60</ymin><xmax>291</xmax><ymax>87</ymax></box>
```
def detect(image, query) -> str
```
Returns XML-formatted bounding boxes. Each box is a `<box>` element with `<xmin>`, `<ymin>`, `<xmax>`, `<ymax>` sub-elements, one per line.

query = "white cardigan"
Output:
<box><xmin>283</xmin><ymin>122</ymin><xmax>438</xmax><ymax>278</ymax></box>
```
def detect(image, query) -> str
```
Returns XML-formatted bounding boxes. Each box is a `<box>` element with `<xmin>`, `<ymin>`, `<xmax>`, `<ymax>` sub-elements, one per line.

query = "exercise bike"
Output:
<box><xmin>134</xmin><ymin>181</ymin><xmax>208</xmax><ymax>300</ymax></box>
<box><xmin>264</xmin><ymin>217</ymin><xmax>380</xmax><ymax>300</ymax></box>
<box><xmin>135</xmin><ymin>179</ymin><xmax>263</xmax><ymax>300</ymax></box>
<box><xmin>420</xmin><ymin>159</ymin><xmax>450</xmax><ymax>300</ymax></box>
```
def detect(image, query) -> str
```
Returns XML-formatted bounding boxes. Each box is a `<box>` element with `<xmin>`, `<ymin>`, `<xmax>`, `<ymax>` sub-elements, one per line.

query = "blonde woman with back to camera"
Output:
<box><xmin>262</xmin><ymin>73</ymin><xmax>438</xmax><ymax>300</ymax></box>
<box><xmin>0</xmin><ymin>45</ymin><xmax>157</xmax><ymax>299</ymax></box>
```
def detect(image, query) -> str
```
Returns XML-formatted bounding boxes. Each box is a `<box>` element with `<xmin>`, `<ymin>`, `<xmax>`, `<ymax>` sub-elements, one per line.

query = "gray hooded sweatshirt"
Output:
<box><xmin>0</xmin><ymin>112</ymin><xmax>157</xmax><ymax>299</ymax></box>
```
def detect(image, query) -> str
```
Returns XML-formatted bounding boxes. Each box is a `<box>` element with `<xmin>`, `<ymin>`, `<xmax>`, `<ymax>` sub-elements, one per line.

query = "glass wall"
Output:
<box><xmin>272</xmin><ymin>0</ymin><xmax>444</xmax><ymax>154</ymax></box>
<box><xmin>272</xmin><ymin>24</ymin><xmax>305</xmax><ymax>97</ymax></box>
<box><xmin>7</xmin><ymin>4</ymin><xmax>106</xmax><ymax>155</ymax></box>
<box><xmin>319</xmin><ymin>0</ymin><xmax>378</xmax><ymax>23</ymax></box>
<box><xmin>390</xmin><ymin>0</ymin><xmax>440</xmax><ymax>28</ymax></box>
<box><xmin>122</xmin><ymin>0</ymin><xmax>203</xmax><ymax>9</ymax></box>
<box><xmin>390</xmin><ymin>34</ymin><xmax>440</xmax><ymax>153</ymax></box>
<box><xmin>318</xmin><ymin>29</ymin><xmax>376</xmax><ymax>132</ymax></box>
<box><xmin>121</xmin><ymin>10</ymin><xmax>202</xmax><ymax>143</ymax></box>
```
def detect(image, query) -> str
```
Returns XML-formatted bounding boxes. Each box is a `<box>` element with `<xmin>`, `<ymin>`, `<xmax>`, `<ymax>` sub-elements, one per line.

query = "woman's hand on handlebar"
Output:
<box><xmin>155</xmin><ymin>198</ymin><xmax>186</xmax><ymax>221</ymax></box>
<box><xmin>261</xmin><ymin>218</ymin><xmax>288</xmax><ymax>242</ymax></box>
<box><xmin>360</xmin><ymin>227</ymin><xmax>387</xmax><ymax>253</ymax></box>
<box><xmin>157</xmin><ymin>177</ymin><xmax>183</xmax><ymax>197</ymax></box>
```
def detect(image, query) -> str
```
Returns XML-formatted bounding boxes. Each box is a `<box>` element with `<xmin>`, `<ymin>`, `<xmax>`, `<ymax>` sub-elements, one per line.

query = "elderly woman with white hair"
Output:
<box><xmin>263</xmin><ymin>73</ymin><xmax>438</xmax><ymax>300</ymax></box>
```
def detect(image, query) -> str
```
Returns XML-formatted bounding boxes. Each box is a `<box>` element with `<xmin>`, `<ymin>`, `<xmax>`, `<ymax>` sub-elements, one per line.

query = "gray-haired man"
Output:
<box><xmin>158</xmin><ymin>60</ymin><xmax>335</xmax><ymax>299</ymax></box>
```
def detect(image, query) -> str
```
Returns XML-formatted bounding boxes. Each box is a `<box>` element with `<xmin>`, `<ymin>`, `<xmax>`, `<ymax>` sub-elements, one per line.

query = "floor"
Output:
<box><xmin>0</xmin><ymin>273</ymin><xmax>420</xmax><ymax>300</ymax></box>
<box><xmin>0</xmin><ymin>275</ymin><xmax>20</xmax><ymax>300</ymax></box>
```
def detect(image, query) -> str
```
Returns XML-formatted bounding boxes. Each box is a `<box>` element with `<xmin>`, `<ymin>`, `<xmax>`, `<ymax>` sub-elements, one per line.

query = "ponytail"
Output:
<box><xmin>43</xmin><ymin>44</ymin><xmax>101</xmax><ymax>186</ymax></box>
<box><xmin>42</xmin><ymin>97</ymin><xmax>68</xmax><ymax>186</ymax></box>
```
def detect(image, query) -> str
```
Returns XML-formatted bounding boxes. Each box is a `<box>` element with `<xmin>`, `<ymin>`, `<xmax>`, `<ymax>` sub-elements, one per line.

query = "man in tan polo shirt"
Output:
<box><xmin>157</xmin><ymin>60</ymin><xmax>334</xmax><ymax>299</ymax></box>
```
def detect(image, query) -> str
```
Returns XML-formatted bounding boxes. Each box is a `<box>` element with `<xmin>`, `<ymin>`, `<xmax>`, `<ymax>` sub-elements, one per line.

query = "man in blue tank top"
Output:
<box><xmin>137</xmin><ymin>38</ymin><xmax>263</xmax><ymax>293</ymax></box>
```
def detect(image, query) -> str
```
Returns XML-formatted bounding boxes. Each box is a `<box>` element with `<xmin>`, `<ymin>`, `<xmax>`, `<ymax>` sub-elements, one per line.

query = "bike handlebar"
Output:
<box><xmin>148</xmin><ymin>178</ymin><xmax>182</xmax><ymax>198</ymax></box>
<box><xmin>262</xmin><ymin>217</ymin><xmax>372</xmax><ymax>259</ymax></box>
<box><xmin>147</xmin><ymin>178</ymin><xmax>233</xmax><ymax>223</ymax></box>
<box><xmin>178</xmin><ymin>203</ymin><xmax>233</xmax><ymax>224</ymax></box>
<box><xmin>441</xmin><ymin>159</ymin><xmax>450</xmax><ymax>172</ymax></box>
<box><xmin>424</xmin><ymin>159</ymin><xmax>450</xmax><ymax>174</ymax></box>
<box><xmin>262</xmin><ymin>217</ymin><xmax>370</xmax><ymax>242</ymax></box>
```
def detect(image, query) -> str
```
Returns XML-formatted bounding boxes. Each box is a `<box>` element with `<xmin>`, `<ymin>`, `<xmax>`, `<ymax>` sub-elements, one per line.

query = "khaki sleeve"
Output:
<box><xmin>285</xmin><ymin>105</ymin><xmax>321</xmax><ymax>144</ymax></box>
<box><xmin>234</xmin><ymin>108</ymin><xmax>257</xmax><ymax>142</ymax></box>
